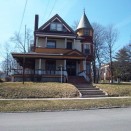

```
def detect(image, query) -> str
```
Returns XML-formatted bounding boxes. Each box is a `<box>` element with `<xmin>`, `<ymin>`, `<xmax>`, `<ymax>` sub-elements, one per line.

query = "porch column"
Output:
<box><xmin>39</xmin><ymin>58</ymin><xmax>41</xmax><ymax>74</ymax></box>
<box><xmin>64</xmin><ymin>38</ymin><xmax>67</xmax><ymax>48</ymax></box>
<box><xmin>36</xmin><ymin>37</ymin><xmax>38</xmax><ymax>47</ymax></box>
<box><xmin>83</xmin><ymin>59</ymin><xmax>86</xmax><ymax>71</ymax></box>
<box><xmin>64</xmin><ymin>60</ymin><xmax>66</xmax><ymax>70</ymax></box>
<box><xmin>73</xmin><ymin>39</ymin><xmax>75</xmax><ymax>49</ymax></box>
<box><xmin>45</xmin><ymin>37</ymin><xmax>47</xmax><ymax>47</ymax></box>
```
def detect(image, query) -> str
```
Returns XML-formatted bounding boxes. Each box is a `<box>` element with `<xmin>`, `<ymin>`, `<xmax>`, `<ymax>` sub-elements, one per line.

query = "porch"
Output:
<box><xmin>11</xmin><ymin>48</ymin><xmax>91</xmax><ymax>82</ymax></box>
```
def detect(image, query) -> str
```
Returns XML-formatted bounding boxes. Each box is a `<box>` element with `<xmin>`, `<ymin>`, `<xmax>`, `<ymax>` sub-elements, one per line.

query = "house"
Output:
<box><xmin>100</xmin><ymin>64</ymin><xmax>111</xmax><ymax>82</ymax></box>
<box><xmin>12</xmin><ymin>11</ymin><xmax>94</xmax><ymax>83</ymax></box>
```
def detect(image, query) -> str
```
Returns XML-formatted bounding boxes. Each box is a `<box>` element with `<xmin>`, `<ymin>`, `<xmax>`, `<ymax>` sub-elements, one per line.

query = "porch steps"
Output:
<box><xmin>68</xmin><ymin>76</ymin><xmax>107</xmax><ymax>98</ymax></box>
<box><xmin>68</xmin><ymin>76</ymin><xmax>89</xmax><ymax>84</ymax></box>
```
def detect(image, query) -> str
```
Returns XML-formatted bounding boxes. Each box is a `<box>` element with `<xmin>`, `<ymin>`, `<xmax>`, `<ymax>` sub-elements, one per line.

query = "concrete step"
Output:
<box><xmin>81</xmin><ymin>91</ymin><xmax>105</xmax><ymax>95</ymax></box>
<box><xmin>77</xmin><ymin>88</ymin><xmax>100</xmax><ymax>90</ymax></box>
<box><xmin>82</xmin><ymin>94</ymin><xmax>107</xmax><ymax>98</ymax></box>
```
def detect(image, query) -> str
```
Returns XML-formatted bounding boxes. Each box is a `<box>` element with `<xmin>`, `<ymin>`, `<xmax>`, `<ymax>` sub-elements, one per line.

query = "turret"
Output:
<box><xmin>76</xmin><ymin>10</ymin><xmax>93</xmax><ymax>37</ymax></box>
<box><xmin>76</xmin><ymin>10</ymin><xmax>94</xmax><ymax>59</ymax></box>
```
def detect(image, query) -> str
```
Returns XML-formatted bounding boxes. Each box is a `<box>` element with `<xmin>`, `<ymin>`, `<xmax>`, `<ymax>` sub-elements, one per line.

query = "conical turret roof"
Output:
<box><xmin>77</xmin><ymin>11</ymin><xmax>93</xmax><ymax>30</ymax></box>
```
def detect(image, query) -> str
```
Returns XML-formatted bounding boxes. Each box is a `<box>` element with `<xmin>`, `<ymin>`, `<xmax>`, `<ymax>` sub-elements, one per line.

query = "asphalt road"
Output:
<box><xmin>0</xmin><ymin>108</ymin><xmax>131</xmax><ymax>131</ymax></box>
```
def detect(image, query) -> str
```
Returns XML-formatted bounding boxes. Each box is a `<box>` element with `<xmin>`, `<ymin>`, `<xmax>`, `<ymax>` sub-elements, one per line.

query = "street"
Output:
<box><xmin>0</xmin><ymin>108</ymin><xmax>131</xmax><ymax>131</ymax></box>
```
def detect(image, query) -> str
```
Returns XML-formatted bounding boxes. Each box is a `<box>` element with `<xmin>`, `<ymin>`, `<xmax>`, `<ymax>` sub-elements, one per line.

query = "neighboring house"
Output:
<box><xmin>12</xmin><ymin>11</ymin><xmax>94</xmax><ymax>82</ymax></box>
<box><xmin>100</xmin><ymin>64</ymin><xmax>111</xmax><ymax>81</ymax></box>
<box><xmin>0</xmin><ymin>71</ymin><xmax>6</xmax><ymax>79</ymax></box>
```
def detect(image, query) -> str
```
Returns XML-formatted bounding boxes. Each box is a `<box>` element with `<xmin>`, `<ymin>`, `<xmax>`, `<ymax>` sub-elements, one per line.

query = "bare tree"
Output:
<box><xmin>72</xmin><ymin>20</ymin><xmax>79</xmax><ymax>31</ymax></box>
<box><xmin>1</xmin><ymin>42</ymin><xmax>16</xmax><ymax>76</ymax></box>
<box><xmin>105</xmin><ymin>25</ymin><xmax>118</xmax><ymax>83</ymax></box>
<box><xmin>10</xmin><ymin>28</ymin><xmax>33</xmax><ymax>53</ymax></box>
<box><xmin>92</xmin><ymin>23</ymin><xmax>106</xmax><ymax>83</ymax></box>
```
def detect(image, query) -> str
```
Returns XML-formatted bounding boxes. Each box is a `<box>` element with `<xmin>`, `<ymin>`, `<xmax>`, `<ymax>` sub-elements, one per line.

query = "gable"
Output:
<box><xmin>64</xmin><ymin>49</ymin><xmax>85</xmax><ymax>57</ymax></box>
<box><xmin>37</xmin><ymin>14</ymin><xmax>75</xmax><ymax>34</ymax></box>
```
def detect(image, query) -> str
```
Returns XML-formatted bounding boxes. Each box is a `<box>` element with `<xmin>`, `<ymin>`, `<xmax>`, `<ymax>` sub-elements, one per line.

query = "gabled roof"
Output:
<box><xmin>37</xmin><ymin>14</ymin><xmax>75</xmax><ymax>34</ymax></box>
<box><xmin>77</xmin><ymin>12</ymin><xmax>93</xmax><ymax>30</ymax></box>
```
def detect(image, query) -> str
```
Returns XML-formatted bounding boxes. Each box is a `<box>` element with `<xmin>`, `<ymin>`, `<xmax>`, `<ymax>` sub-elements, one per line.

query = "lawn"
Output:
<box><xmin>0</xmin><ymin>98</ymin><xmax>131</xmax><ymax>112</ymax></box>
<box><xmin>95</xmin><ymin>83</ymin><xmax>131</xmax><ymax>97</ymax></box>
<box><xmin>0</xmin><ymin>82</ymin><xmax>80</xmax><ymax>98</ymax></box>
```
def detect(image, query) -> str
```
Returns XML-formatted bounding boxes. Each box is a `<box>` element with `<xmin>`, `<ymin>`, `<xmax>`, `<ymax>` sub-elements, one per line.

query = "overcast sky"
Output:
<box><xmin>0</xmin><ymin>0</ymin><xmax>131</xmax><ymax>62</ymax></box>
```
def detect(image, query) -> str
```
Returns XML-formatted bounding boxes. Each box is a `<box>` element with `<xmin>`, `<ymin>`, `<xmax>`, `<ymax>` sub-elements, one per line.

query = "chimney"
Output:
<box><xmin>34</xmin><ymin>14</ymin><xmax>39</xmax><ymax>31</ymax></box>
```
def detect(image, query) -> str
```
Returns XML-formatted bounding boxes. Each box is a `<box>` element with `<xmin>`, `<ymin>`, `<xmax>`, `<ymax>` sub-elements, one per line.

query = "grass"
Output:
<box><xmin>95</xmin><ymin>83</ymin><xmax>131</xmax><ymax>97</ymax></box>
<box><xmin>0</xmin><ymin>98</ymin><xmax>131</xmax><ymax>112</ymax></box>
<box><xmin>0</xmin><ymin>82</ymin><xmax>80</xmax><ymax>98</ymax></box>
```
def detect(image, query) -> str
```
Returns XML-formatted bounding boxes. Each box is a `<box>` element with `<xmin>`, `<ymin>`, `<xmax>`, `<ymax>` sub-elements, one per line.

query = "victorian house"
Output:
<box><xmin>12</xmin><ymin>12</ymin><xmax>94</xmax><ymax>83</ymax></box>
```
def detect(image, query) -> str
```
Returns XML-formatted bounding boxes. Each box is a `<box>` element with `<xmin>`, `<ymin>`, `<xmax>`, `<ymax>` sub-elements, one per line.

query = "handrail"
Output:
<box><xmin>78</xmin><ymin>70</ymin><xmax>90</xmax><ymax>82</ymax></box>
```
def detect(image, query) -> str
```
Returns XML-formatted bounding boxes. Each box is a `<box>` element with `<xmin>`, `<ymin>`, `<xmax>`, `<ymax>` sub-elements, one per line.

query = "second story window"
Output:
<box><xmin>67</xmin><ymin>42</ymin><xmax>72</xmax><ymax>49</ymax></box>
<box><xmin>47</xmin><ymin>40</ymin><xmax>56</xmax><ymax>48</ymax></box>
<box><xmin>50</xmin><ymin>23</ymin><xmax>62</xmax><ymax>31</ymax></box>
<box><xmin>83</xmin><ymin>44</ymin><xmax>90</xmax><ymax>55</ymax></box>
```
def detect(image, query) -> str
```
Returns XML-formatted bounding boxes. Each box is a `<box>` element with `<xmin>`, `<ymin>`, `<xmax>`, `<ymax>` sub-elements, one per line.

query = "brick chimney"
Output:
<box><xmin>34</xmin><ymin>14</ymin><xmax>39</xmax><ymax>51</ymax></box>
<box><xmin>34</xmin><ymin>14</ymin><xmax>39</xmax><ymax>31</ymax></box>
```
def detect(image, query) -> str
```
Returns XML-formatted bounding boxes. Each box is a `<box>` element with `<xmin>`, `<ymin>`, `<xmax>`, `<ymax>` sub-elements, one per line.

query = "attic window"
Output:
<box><xmin>50</xmin><ymin>23</ymin><xmax>62</xmax><ymax>31</ymax></box>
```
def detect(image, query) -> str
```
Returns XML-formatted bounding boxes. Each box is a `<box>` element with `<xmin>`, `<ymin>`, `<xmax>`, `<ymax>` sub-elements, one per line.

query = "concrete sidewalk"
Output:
<box><xmin>0</xmin><ymin>96</ymin><xmax>131</xmax><ymax>100</ymax></box>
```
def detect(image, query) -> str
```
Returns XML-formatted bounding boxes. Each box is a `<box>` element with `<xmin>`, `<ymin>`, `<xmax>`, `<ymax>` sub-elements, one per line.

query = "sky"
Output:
<box><xmin>0</xmin><ymin>0</ymin><xmax>131</xmax><ymax>62</ymax></box>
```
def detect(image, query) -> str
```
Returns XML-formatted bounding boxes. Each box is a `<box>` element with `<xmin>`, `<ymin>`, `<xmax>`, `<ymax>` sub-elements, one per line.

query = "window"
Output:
<box><xmin>57</xmin><ymin>24</ymin><xmax>62</xmax><ymax>31</ymax></box>
<box><xmin>84</xmin><ymin>30</ymin><xmax>89</xmax><ymax>35</ymax></box>
<box><xmin>47</xmin><ymin>41</ymin><xmax>56</xmax><ymax>48</ymax></box>
<box><xmin>50</xmin><ymin>23</ymin><xmax>56</xmax><ymax>30</ymax></box>
<box><xmin>67</xmin><ymin>42</ymin><xmax>72</xmax><ymax>49</ymax></box>
<box><xmin>83</xmin><ymin>44</ymin><xmax>90</xmax><ymax>55</ymax></box>
<box><xmin>50</xmin><ymin>23</ymin><xmax>62</xmax><ymax>31</ymax></box>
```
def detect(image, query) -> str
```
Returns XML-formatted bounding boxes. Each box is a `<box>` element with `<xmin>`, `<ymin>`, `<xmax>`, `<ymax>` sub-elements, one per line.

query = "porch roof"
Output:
<box><xmin>12</xmin><ymin>49</ymin><xmax>86</xmax><ymax>67</ymax></box>
<box><xmin>12</xmin><ymin>48</ymin><xmax>86</xmax><ymax>60</ymax></box>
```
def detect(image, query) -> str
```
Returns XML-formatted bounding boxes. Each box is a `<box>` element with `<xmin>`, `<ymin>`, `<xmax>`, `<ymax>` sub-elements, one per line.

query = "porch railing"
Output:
<box><xmin>13</xmin><ymin>69</ymin><xmax>68</xmax><ymax>77</ymax></box>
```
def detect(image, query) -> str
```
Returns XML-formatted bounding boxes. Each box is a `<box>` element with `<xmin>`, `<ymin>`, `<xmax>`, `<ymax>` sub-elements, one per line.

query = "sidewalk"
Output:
<box><xmin>0</xmin><ymin>96</ymin><xmax>131</xmax><ymax>100</ymax></box>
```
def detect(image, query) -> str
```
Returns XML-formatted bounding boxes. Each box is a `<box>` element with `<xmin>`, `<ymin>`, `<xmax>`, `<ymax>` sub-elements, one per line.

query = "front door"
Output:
<box><xmin>46</xmin><ymin>60</ymin><xmax>56</xmax><ymax>74</ymax></box>
<box><xmin>66</xmin><ymin>60</ymin><xmax>76</xmax><ymax>76</ymax></box>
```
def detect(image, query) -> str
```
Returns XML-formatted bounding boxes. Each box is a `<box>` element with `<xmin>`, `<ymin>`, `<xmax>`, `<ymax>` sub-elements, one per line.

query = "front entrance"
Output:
<box><xmin>66</xmin><ymin>60</ymin><xmax>76</xmax><ymax>76</ymax></box>
<box><xmin>45</xmin><ymin>60</ymin><xmax>56</xmax><ymax>74</ymax></box>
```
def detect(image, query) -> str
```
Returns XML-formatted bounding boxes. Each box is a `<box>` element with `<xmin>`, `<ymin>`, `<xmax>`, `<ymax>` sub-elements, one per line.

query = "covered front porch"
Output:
<box><xmin>12</xmin><ymin>59</ymin><xmax>85</xmax><ymax>82</ymax></box>
<box><xmin>11</xmin><ymin>49</ymin><xmax>90</xmax><ymax>82</ymax></box>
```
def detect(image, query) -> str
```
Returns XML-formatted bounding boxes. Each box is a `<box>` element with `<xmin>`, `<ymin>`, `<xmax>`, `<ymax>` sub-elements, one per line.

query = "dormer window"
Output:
<box><xmin>50</xmin><ymin>23</ymin><xmax>62</xmax><ymax>31</ymax></box>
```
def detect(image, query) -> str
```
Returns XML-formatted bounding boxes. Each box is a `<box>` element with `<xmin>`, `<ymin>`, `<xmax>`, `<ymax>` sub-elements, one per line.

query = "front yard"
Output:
<box><xmin>95</xmin><ymin>83</ymin><xmax>131</xmax><ymax>97</ymax></box>
<box><xmin>0</xmin><ymin>82</ymin><xmax>80</xmax><ymax>98</ymax></box>
<box><xmin>0</xmin><ymin>82</ymin><xmax>131</xmax><ymax>112</ymax></box>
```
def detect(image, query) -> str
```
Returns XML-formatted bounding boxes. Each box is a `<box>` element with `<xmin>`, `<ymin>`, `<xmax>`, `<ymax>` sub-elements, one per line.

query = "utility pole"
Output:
<box><xmin>6</xmin><ymin>53</ymin><xmax>8</xmax><ymax>76</ymax></box>
<box><xmin>22</xmin><ymin>25</ymin><xmax>26</xmax><ymax>84</ymax></box>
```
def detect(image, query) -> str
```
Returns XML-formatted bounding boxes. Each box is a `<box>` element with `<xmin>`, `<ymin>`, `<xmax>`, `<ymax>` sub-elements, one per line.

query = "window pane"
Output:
<box><xmin>50</xmin><ymin>23</ymin><xmax>56</xmax><ymax>30</ymax></box>
<box><xmin>57</xmin><ymin>24</ymin><xmax>62</xmax><ymax>31</ymax></box>
<box><xmin>47</xmin><ymin>41</ymin><xmax>56</xmax><ymax>48</ymax></box>
<box><xmin>67</xmin><ymin>42</ymin><xmax>72</xmax><ymax>49</ymax></box>
<box><xmin>83</xmin><ymin>44</ymin><xmax>90</xmax><ymax>55</ymax></box>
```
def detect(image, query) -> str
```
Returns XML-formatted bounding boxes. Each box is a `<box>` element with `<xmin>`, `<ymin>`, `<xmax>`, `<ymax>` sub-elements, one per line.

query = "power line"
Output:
<box><xmin>43</xmin><ymin>0</ymin><xmax>50</xmax><ymax>21</ymax></box>
<box><xmin>47</xmin><ymin>0</ymin><xmax>57</xmax><ymax>20</ymax></box>
<box><xmin>18</xmin><ymin>0</ymin><xmax>28</xmax><ymax>36</ymax></box>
